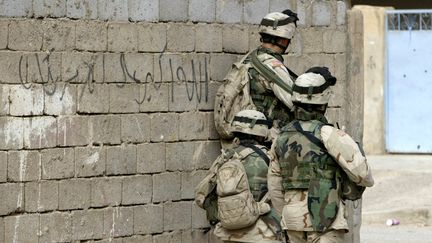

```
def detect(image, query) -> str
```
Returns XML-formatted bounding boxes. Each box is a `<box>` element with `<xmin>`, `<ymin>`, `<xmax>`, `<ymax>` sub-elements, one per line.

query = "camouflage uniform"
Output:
<box><xmin>267</xmin><ymin>68</ymin><xmax>374</xmax><ymax>243</ymax></box>
<box><xmin>246</xmin><ymin>46</ymin><xmax>295</xmax><ymax>128</ymax></box>
<box><xmin>214</xmin><ymin>140</ymin><xmax>282</xmax><ymax>243</ymax></box>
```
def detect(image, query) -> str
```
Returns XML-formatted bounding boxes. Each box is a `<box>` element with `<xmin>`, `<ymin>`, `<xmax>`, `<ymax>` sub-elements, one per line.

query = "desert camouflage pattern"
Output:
<box><xmin>268</xmin><ymin>120</ymin><xmax>374</xmax><ymax>235</ymax></box>
<box><xmin>248</xmin><ymin>47</ymin><xmax>295</xmax><ymax>128</ymax></box>
<box><xmin>214</xmin><ymin>143</ymin><xmax>282</xmax><ymax>242</ymax></box>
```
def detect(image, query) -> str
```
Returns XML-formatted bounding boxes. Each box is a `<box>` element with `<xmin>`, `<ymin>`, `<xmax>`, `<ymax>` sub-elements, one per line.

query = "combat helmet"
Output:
<box><xmin>231</xmin><ymin>110</ymin><xmax>271</xmax><ymax>138</ymax></box>
<box><xmin>292</xmin><ymin>67</ymin><xmax>337</xmax><ymax>105</ymax></box>
<box><xmin>258</xmin><ymin>11</ymin><xmax>298</xmax><ymax>40</ymax></box>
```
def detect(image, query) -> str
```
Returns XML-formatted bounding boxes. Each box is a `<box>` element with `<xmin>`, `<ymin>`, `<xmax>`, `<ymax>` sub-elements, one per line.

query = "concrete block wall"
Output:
<box><xmin>0</xmin><ymin>0</ymin><xmax>351</xmax><ymax>242</ymax></box>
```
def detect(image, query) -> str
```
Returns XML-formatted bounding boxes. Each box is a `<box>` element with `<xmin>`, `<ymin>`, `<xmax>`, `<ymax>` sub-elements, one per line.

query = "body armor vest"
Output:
<box><xmin>245</xmin><ymin>48</ymin><xmax>294</xmax><ymax>127</ymax></box>
<box><xmin>234</xmin><ymin>144</ymin><xmax>269</xmax><ymax>201</ymax></box>
<box><xmin>277</xmin><ymin>120</ymin><xmax>342</xmax><ymax>232</ymax></box>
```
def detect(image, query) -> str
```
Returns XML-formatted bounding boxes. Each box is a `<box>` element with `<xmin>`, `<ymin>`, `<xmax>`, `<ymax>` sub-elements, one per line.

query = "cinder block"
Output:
<box><xmin>198</xmin><ymin>80</ymin><xmax>219</xmax><ymax>111</ymax></box>
<box><xmin>66</xmin><ymin>0</ymin><xmax>98</xmax><ymax>19</ymax></box>
<box><xmin>59</xmin><ymin>179</ymin><xmax>91</xmax><ymax>210</ymax></box>
<box><xmin>192</xmin><ymin>201</ymin><xmax>210</xmax><ymax>228</ymax></box>
<box><xmin>0</xmin><ymin>20</ymin><xmax>8</xmax><ymax>49</ymax></box>
<box><xmin>9</xmin><ymin>84</ymin><xmax>44</xmax><ymax>116</ymax></box>
<box><xmin>41</xmin><ymin>148</ymin><xmax>74</xmax><ymax>179</ymax></box>
<box><xmin>209</xmin><ymin>53</ymin><xmax>239</xmax><ymax>81</ymax></box>
<box><xmin>77</xmin><ymin>84</ymin><xmax>109</xmax><ymax>113</ymax></box>
<box><xmin>153</xmin><ymin>53</ymin><xmax>183</xmax><ymax>82</ymax></box>
<box><xmin>91</xmin><ymin>177</ymin><xmax>122</xmax><ymax>207</ymax></box>
<box><xmin>57</xmin><ymin>116</ymin><xmax>90</xmax><ymax>146</ymax></box>
<box><xmin>207</xmin><ymin>112</ymin><xmax>220</xmax><ymax>140</ymax></box>
<box><xmin>129</xmin><ymin>0</ymin><xmax>158</xmax><ymax>22</ymax></box>
<box><xmin>269</xmin><ymin>0</ymin><xmax>293</xmax><ymax>12</ymax></box>
<box><xmin>150</xmin><ymin>113</ymin><xmax>179</xmax><ymax>142</ymax></box>
<box><xmin>312</xmin><ymin>0</ymin><xmax>332</xmax><ymax>26</ymax></box>
<box><xmin>121</xmin><ymin>114</ymin><xmax>150</xmax><ymax>143</ymax></box>
<box><xmin>123</xmin><ymin>235</ymin><xmax>153</xmax><ymax>243</ymax></box>
<box><xmin>189</xmin><ymin>0</ymin><xmax>215</xmax><ymax>23</ymax></box>
<box><xmin>42</xmin><ymin>19</ymin><xmax>75</xmax><ymax>51</ymax></box>
<box><xmin>98</xmin><ymin>0</ymin><xmax>128</xmax><ymax>21</ymax></box>
<box><xmin>133</xmin><ymin>204</ymin><xmax>163</xmax><ymax>234</ymax></box>
<box><xmin>0</xmin><ymin>183</ymin><xmax>23</xmax><ymax>216</ymax></box>
<box><xmin>181</xmin><ymin>170</ymin><xmax>208</xmax><ymax>199</ymax></box>
<box><xmin>244</xmin><ymin>0</ymin><xmax>269</xmax><ymax>24</ymax></box>
<box><xmin>249</xmin><ymin>25</ymin><xmax>261</xmax><ymax>51</ymax></box>
<box><xmin>137</xmin><ymin>143</ymin><xmax>165</xmax><ymax>174</ymax></box>
<box><xmin>216</xmin><ymin>0</ymin><xmax>242</xmax><ymax>24</ymax></box>
<box><xmin>191</xmin><ymin>229</ymin><xmax>210</xmax><ymax>242</ymax></box>
<box><xmin>167</xmin><ymin>74</ymin><xmax>206</xmax><ymax>111</ymax></box>
<box><xmin>72</xmin><ymin>209</ymin><xmax>104</xmax><ymax>240</ymax></box>
<box><xmin>103</xmin><ymin>53</ymin><xmax>154</xmax><ymax>84</ymax></box>
<box><xmin>154</xmin><ymin>231</ymin><xmax>182</xmax><ymax>243</ymax></box>
<box><xmin>0</xmin><ymin>85</ymin><xmax>9</xmax><ymax>115</ymax></box>
<box><xmin>325</xmin><ymin>107</ymin><xmax>345</xmax><ymax>126</ymax></box>
<box><xmin>139</xmin><ymin>83</ymin><xmax>169</xmax><ymax>112</ymax></box>
<box><xmin>300</xmin><ymin>28</ymin><xmax>323</xmax><ymax>53</ymax></box>
<box><xmin>222</xmin><ymin>25</ymin><xmax>249</xmax><ymax>53</ymax></box>
<box><xmin>0</xmin><ymin>117</ymin><xmax>23</xmax><ymax>150</ymax></box>
<box><xmin>75</xmin><ymin>146</ymin><xmax>106</xmax><ymax>177</ymax></box>
<box><xmin>195</xmin><ymin>24</ymin><xmax>222</xmax><ymax>52</ymax></box>
<box><xmin>323</xmin><ymin>29</ymin><xmax>347</xmax><ymax>53</ymax></box>
<box><xmin>108</xmin><ymin>23</ymin><xmax>138</xmax><ymax>52</ymax></box>
<box><xmin>61</xmin><ymin>51</ymin><xmax>103</xmax><ymax>84</ymax></box>
<box><xmin>23</xmin><ymin>52</ymin><xmax>61</xmax><ymax>85</ymax></box>
<box><xmin>106</xmin><ymin>145</ymin><xmax>137</xmax><ymax>175</ymax></box>
<box><xmin>337</xmin><ymin>1</ymin><xmax>347</xmax><ymax>25</ymax></box>
<box><xmin>34</xmin><ymin>0</ymin><xmax>67</xmax><ymax>18</ymax></box>
<box><xmin>0</xmin><ymin>0</ymin><xmax>32</xmax><ymax>17</ymax></box>
<box><xmin>76</xmin><ymin>21</ymin><xmax>107</xmax><ymax>51</ymax></box>
<box><xmin>44</xmin><ymin>83</ymin><xmax>77</xmax><ymax>115</ymax></box>
<box><xmin>159</xmin><ymin>0</ymin><xmax>188</xmax><ymax>22</ymax></box>
<box><xmin>287</xmin><ymin>32</ymin><xmax>302</xmax><ymax>55</ymax></box>
<box><xmin>90</xmin><ymin>115</ymin><xmax>121</xmax><ymax>145</ymax></box>
<box><xmin>0</xmin><ymin>218</ymin><xmax>3</xmax><ymax>243</ymax></box>
<box><xmin>103</xmin><ymin>207</ymin><xmax>133</xmax><ymax>238</ymax></box>
<box><xmin>137</xmin><ymin>24</ymin><xmax>167</xmax><ymax>52</ymax></box>
<box><xmin>296</xmin><ymin>0</ymin><xmax>312</xmax><ymax>27</ymax></box>
<box><xmin>122</xmin><ymin>175</ymin><xmax>152</xmax><ymax>205</ymax></box>
<box><xmin>164</xmin><ymin>201</ymin><xmax>192</xmax><ymax>231</ymax></box>
<box><xmin>167</xmin><ymin>24</ymin><xmax>195</xmax><ymax>52</ymax></box>
<box><xmin>306</xmin><ymin>53</ymin><xmax>336</xmax><ymax>74</ymax></box>
<box><xmin>7</xmin><ymin>150</ymin><xmax>40</xmax><ymax>182</ymax></box>
<box><xmin>334</xmin><ymin>53</ymin><xmax>347</xmax><ymax>84</ymax></box>
<box><xmin>9</xmin><ymin>20</ymin><xmax>43</xmax><ymax>51</ymax></box>
<box><xmin>166</xmin><ymin>141</ymin><xmax>221</xmax><ymax>172</ymax></box>
<box><xmin>40</xmin><ymin>212</ymin><xmax>72</xmax><ymax>243</ymax></box>
<box><xmin>24</xmin><ymin>180</ymin><xmax>58</xmax><ymax>212</ymax></box>
<box><xmin>23</xmin><ymin>116</ymin><xmax>57</xmax><ymax>149</ymax></box>
<box><xmin>153</xmin><ymin>172</ymin><xmax>181</xmax><ymax>203</ymax></box>
<box><xmin>4</xmin><ymin>214</ymin><xmax>39</xmax><ymax>243</ymax></box>
<box><xmin>109</xmin><ymin>84</ymin><xmax>140</xmax><ymax>113</ymax></box>
<box><xmin>0</xmin><ymin>51</ymin><xmax>22</xmax><ymax>84</ymax></box>
<box><xmin>179</xmin><ymin>112</ymin><xmax>209</xmax><ymax>141</ymax></box>
<box><xmin>0</xmin><ymin>152</ymin><xmax>6</xmax><ymax>182</ymax></box>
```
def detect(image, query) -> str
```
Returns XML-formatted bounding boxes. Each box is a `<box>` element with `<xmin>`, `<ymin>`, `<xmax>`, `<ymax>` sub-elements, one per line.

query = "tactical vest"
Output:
<box><xmin>234</xmin><ymin>143</ymin><xmax>269</xmax><ymax>201</ymax></box>
<box><xmin>245</xmin><ymin>48</ymin><xmax>294</xmax><ymax>127</ymax></box>
<box><xmin>278</xmin><ymin>120</ymin><xmax>342</xmax><ymax>232</ymax></box>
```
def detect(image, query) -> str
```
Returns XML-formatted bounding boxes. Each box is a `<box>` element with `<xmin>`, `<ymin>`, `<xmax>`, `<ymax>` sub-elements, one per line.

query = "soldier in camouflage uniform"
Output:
<box><xmin>268</xmin><ymin>67</ymin><xmax>374</xmax><ymax>243</ymax></box>
<box><xmin>246</xmin><ymin>10</ymin><xmax>299</xmax><ymax>130</ymax></box>
<box><xmin>213</xmin><ymin>110</ymin><xmax>282</xmax><ymax>243</ymax></box>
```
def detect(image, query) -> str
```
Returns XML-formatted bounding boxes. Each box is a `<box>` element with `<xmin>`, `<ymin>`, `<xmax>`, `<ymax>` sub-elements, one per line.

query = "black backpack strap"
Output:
<box><xmin>292</xmin><ymin>121</ymin><xmax>326</xmax><ymax>151</ymax></box>
<box><xmin>241</xmin><ymin>143</ymin><xmax>270</xmax><ymax>165</ymax></box>
<box><xmin>286</xmin><ymin>67</ymin><xmax>298</xmax><ymax>79</ymax></box>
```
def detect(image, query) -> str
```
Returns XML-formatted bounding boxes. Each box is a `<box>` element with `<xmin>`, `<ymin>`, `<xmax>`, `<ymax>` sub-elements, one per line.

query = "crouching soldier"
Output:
<box><xmin>196</xmin><ymin>110</ymin><xmax>283</xmax><ymax>243</ymax></box>
<box><xmin>268</xmin><ymin>67</ymin><xmax>374</xmax><ymax>243</ymax></box>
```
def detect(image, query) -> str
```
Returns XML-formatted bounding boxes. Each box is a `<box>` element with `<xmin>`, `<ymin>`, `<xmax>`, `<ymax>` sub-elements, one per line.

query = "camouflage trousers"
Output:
<box><xmin>286</xmin><ymin>229</ymin><xmax>345</xmax><ymax>243</ymax></box>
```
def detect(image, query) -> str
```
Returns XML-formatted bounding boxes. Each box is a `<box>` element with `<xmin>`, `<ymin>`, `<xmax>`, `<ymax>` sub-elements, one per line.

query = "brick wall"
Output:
<box><xmin>0</xmin><ymin>0</ymin><xmax>350</xmax><ymax>242</ymax></box>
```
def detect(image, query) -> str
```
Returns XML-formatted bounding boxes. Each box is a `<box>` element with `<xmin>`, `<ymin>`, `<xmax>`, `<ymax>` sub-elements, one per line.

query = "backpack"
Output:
<box><xmin>194</xmin><ymin>146</ymin><xmax>271</xmax><ymax>229</ymax></box>
<box><xmin>214</xmin><ymin>49</ymin><xmax>296</xmax><ymax>139</ymax></box>
<box><xmin>292</xmin><ymin>121</ymin><xmax>365</xmax><ymax>201</ymax></box>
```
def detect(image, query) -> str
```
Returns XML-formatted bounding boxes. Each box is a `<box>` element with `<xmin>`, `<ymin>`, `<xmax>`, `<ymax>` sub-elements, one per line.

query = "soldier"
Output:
<box><xmin>212</xmin><ymin>109</ymin><xmax>282</xmax><ymax>243</ymax></box>
<box><xmin>267</xmin><ymin>67</ymin><xmax>374</xmax><ymax>243</ymax></box>
<box><xmin>247</xmin><ymin>10</ymin><xmax>299</xmax><ymax>129</ymax></box>
<box><xmin>214</xmin><ymin>10</ymin><xmax>300</xmax><ymax>142</ymax></box>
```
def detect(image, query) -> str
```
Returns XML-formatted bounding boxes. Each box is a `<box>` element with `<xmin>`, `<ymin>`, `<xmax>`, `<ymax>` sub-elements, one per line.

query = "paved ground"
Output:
<box><xmin>360</xmin><ymin>155</ymin><xmax>432</xmax><ymax>242</ymax></box>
